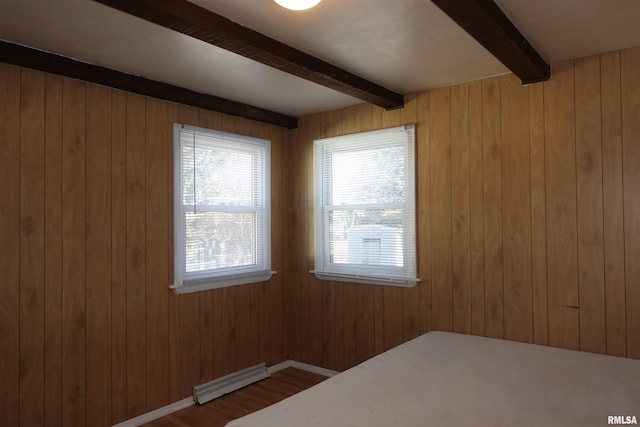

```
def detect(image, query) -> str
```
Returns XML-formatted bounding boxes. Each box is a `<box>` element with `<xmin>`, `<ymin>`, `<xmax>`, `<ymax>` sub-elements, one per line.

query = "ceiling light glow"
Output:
<box><xmin>274</xmin><ymin>0</ymin><xmax>321</xmax><ymax>11</ymax></box>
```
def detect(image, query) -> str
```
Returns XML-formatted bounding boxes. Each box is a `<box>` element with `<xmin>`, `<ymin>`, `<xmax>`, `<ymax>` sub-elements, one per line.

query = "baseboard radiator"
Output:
<box><xmin>193</xmin><ymin>362</ymin><xmax>270</xmax><ymax>405</ymax></box>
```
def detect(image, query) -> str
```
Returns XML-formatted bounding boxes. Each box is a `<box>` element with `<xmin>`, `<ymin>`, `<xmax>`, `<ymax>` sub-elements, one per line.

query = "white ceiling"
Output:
<box><xmin>1</xmin><ymin>0</ymin><xmax>639</xmax><ymax>117</ymax></box>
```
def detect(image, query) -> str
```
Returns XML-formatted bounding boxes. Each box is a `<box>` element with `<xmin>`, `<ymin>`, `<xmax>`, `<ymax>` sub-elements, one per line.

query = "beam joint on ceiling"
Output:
<box><xmin>432</xmin><ymin>0</ymin><xmax>550</xmax><ymax>85</ymax></box>
<box><xmin>92</xmin><ymin>0</ymin><xmax>404</xmax><ymax>109</ymax></box>
<box><xmin>0</xmin><ymin>41</ymin><xmax>298</xmax><ymax>128</ymax></box>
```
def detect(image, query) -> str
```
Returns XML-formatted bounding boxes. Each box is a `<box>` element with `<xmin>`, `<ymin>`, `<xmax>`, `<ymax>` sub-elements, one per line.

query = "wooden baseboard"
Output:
<box><xmin>111</xmin><ymin>397</ymin><xmax>194</xmax><ymax>427</ymax></box>
<box><xmin>269</xmin><ymin>360</ymin><xmax>339</xmax><ymax>378</ymax></box>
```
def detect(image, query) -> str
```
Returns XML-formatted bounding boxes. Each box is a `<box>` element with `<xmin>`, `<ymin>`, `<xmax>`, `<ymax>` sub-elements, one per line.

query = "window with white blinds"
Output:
<box><xmin>171</xmin><ymin>123</ymin><xmax>272</xmax><ymax>294</ymax></box>
<box><xmin>312</xmin><ymin>125</ymin><xmax>419</xmax><ymax>287</ymax></box>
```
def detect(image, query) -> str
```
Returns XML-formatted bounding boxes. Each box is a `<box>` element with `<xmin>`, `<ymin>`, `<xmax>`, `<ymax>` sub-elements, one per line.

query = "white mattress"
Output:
<box><xmin>226</xmin><ymin>331</ymin><xmax>640</xmax><ymax>427</ymax></box>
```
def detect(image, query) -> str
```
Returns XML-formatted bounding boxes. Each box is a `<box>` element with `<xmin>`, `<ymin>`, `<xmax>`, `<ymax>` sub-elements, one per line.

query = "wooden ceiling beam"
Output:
<box><xmin>0</xmin><ymin>41</ymin><xmax>297</xmax><ymax>128</ymax></box>
<box><xmin>432</xmin><ymin>0</ymin><xmax>550</xmax><ymax>84</ymax></box>
<box><xmin>92</xmin><ymin>0</ymin><xmax>404</xmax><ymax>109</ymax></box>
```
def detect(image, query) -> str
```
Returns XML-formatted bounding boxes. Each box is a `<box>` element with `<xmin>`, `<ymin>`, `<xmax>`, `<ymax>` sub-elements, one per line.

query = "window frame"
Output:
<box><xmin>312</xmin><ymin>125</ymin><xmax>419</xmax><ymax>287</ymax></box>
<box><xmin>171</xmin><ymin>123</ymin><xmax>272</xmax><ymax>294</ymax></box>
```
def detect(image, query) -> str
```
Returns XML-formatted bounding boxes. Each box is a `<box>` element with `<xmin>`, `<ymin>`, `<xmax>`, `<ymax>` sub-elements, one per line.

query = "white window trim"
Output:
<box><xmin>311</xmin><ymin>125</ymin><xmax>419</xmax><ymax>287</ymax></box>
<box><xmin>170</xmin><ymin>123</ymin><xmax>274</xmax><ymax>294</ymax></box>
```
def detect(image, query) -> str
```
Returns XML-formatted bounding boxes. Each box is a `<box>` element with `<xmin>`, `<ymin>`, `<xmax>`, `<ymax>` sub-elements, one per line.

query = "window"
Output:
<box><xmin>171</xmin><ymin>123</ymin><xmax>272</xmax><ymax>294</ymax></box>
<box><xmin>312</xmin><ymin>125</ymin><xmax>419</xmax><ymax>287</ymax></box>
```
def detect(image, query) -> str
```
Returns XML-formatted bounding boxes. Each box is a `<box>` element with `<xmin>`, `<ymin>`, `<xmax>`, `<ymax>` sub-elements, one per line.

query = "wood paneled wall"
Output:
<box><xmin>287</xmin><ymin>47</ymin><xmax>640</xmax><ymax>372</ymax></box>
<box><xmin>2</xmin><ymin>46</ymin><xmax>640</xmax><ymax>427</ymax></box>
<box><xmin>0</xmin><ymin>63</ymin><xmax>288</xmax><ymax>427</ymax></box>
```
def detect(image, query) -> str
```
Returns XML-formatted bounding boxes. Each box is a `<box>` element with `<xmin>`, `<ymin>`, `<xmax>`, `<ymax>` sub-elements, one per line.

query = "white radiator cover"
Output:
<box><xmin>193</xmin><ymin>362</ymin><xmax>270</xmax><ymax>405</ymax></box>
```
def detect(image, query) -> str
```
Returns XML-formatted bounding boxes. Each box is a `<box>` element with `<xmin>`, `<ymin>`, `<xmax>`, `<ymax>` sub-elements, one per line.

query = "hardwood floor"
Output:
<box><xmin>142</xmin><ymin>368</ymin><xmax>328</xmax><ymax>427</ymax></box>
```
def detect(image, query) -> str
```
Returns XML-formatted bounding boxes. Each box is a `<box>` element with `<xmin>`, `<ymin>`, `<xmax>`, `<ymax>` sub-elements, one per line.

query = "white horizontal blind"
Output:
<box><xmin>172</xmin><ymin>124</ymin><xmax>271</xmax><ymax>293</ymax></box>
<box><xmin>313</xmin><ymin>125</ymin><xmax>418</xmax><ymax>287</ymax></box>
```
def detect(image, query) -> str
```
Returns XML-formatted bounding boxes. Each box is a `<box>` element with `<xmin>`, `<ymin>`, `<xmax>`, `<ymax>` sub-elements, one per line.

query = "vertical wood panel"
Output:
<box><xmin>126</xmin><ymin>93</ymin><xmax>147</xmax><ymax>417</ymax></box>
<box><xmin>234</xmin><ymin>283</ymin><xmax>253</xmax><ymax>370</ymax></box>
<box><xmin>544</xmin><ymin>61</ymin><xmax>580</xmax><ymax>350</ymax></box>
<box><xmin>430</xmin><ymin>87</ymin><xmax>453</xmax><ymax>332</ymax></box>
<box><xmin>450</xmin><ymin>84</ymin><xmax>471</xmax><ymax>335</ymax></box>
<box><xmin>61</xmin><ymin>77</ymin><xmax>87</xmax><ymax>427</ymax></box>
<box><xmin>501</xmin><ymin>73</ymin><xmax>533</xmax><ymax>343</ymax></box>
<box><xmin>280</xmin><ymin>129</ymin><xmax>293</xmax><ymax>366</ymax></box>
<box><xmin>110</xmin><ymin>89</ymin><xmax>128</xmax><ymax>424</ymax></box>
<box><xmin>529</xmin><ymin>82</ymin><xmax>548</xmax><ymax>346</ymax></box>
<box><xmin>321</xmin><ymin>282</ymin><xmax>336</xmax><ymax>369</ymax></box>
<box><xmin>255</xmin><ymin>283</ymin><xmax>268</xmax><ymax>366</ymax></box>
<box><xmin>416</xmin><ymin>91</ymin><xmax>432</xmax><ymax>336</ymax></box>
<box><xmin>44</xmin><ymin>73</ymin><xmax>63</xmax><ymax>427</ymax></box>
<box><xmin>287</xmin><ymin>124</ymin><xmax>303</xmax><ymax>363</ymax></box>
<box><xmin>305</xmin><ymin>114</ymin><xmax>325</xmax><ymax>368</ymax></box>
<box><xmin>86</xmin><ymin>83</ymin><xmax>112</xmax><ymax>426</ymax></box>
<box><xmin>0</xmin><ymin>62</ymin><xmax>20</xmax><ymax>427</ymax></box>
<box><xmin>268</xmin><ymin>124</ymin><xmax>286</xmax><ymax>366</ymax></box>
<box><xmin>221</xmin><ymin>270</ymin><xmax>236</xmax><ymax>374</ymax></box>
<box><xmin>356</xmin><ymin>282</ymin><xmax>376</xmax><ymax>362</ymax></box>
<box><xmin>401</xmin><ymin>95</ymin><xmax>420</xmax><ymax>342</ymax></box>
<box><xmin>600</xmin><ymin>51</ymin><xmax>627</xmax><ymax>357</ymax></box>
<box><xmin>574</xmin><ymin>56</ymin><xmax>606</xmax><ymax>354</ymax></box>
<box><xmin>166</xmin><ymin>103</ymin><xmax>181</xmax><ymax>403</ymax></box>
<box><xmin>621</xmin><ymin>47</ymin><xmax>640</xmax><ymax>359</ymax></box>
<box><xmin>145</xmin><ymin>97</ymin><xmax>170</xmax><ymax>409</ymax></box>
<box><xmin>482</xmin><ymin>77</ymin><xmax>504</xmax><ymax>339</ymax></box>
<box><xmin>19</xmin><ymin>67</ymin><xmax>46</xmax><ymax>427</ymax></box>
<box><xmin>468</xmin><ymin>80</ymin><xmax>486</xmax><ymax>336</ymax></box>
<box><xmin>298</xmin><ymin>115</ymin><xmax>312</xmax><ymax>365</ymax></box>
<box><xmin>211</xmin><ymin>287</ymin><xmax>225</xmax><ymax>378</ymax></box>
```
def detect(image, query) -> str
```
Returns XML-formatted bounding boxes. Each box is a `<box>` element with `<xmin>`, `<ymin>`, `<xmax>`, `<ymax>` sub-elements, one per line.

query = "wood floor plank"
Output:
<box><xmin>142</xmin><ymin>368</ymin><xmax>326</xmax><ymax>427</ymax></box>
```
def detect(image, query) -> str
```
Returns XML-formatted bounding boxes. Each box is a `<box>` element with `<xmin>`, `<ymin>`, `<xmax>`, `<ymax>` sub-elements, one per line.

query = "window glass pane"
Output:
<box><xmin>195</xmin><ymin>146</ymin><xmax>254</xmax><ymax>206</ymax></box>
<box><xmin>185</xmin><ymin>143</ymin><xmax>255</xmax><ymax>207</ymax></box>
<box><xmin>330</xmin><ymin>145</ymin><xmax>405</xmax><ymax>205</ymax></box>
<box><xmin>185</xmin><ymin>211</ymin><xmax>257</xmax><ymax>272</ymax></box>
<box><xmin>328</xmin><ymin>208</ymin><xmax>404</xmax><ymax>266</ymax></box>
